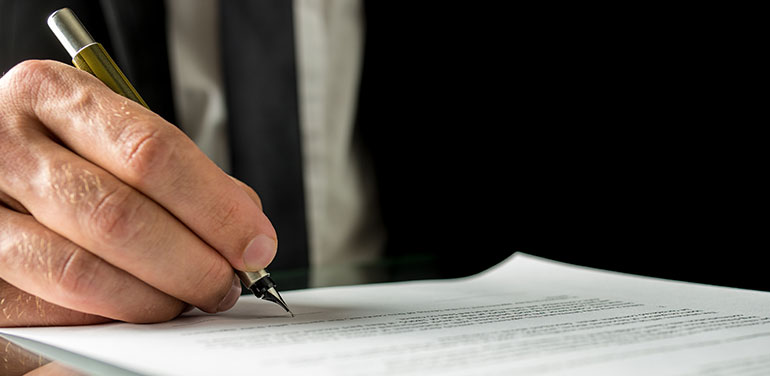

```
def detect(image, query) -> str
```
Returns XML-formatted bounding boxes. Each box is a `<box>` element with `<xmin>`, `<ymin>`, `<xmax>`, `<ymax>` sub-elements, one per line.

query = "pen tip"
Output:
<box><xmin>262</xmin><ymin>287</ymin><xmax>293</xmax><ymax>316</ymax></box>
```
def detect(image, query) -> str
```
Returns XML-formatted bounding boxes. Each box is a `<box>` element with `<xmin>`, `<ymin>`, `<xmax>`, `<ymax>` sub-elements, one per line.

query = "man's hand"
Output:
<box><xmin>0</xmin><ymin>60</ymin><xmax>277</xmax><ymax>326</ymax></box>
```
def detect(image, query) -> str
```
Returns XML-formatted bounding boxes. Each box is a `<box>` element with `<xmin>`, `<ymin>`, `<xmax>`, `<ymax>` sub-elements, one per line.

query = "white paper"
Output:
<box><xmin>3</xmin><ymin>253</ymin><xmax>770</xmax><ymax>376</ymax></box>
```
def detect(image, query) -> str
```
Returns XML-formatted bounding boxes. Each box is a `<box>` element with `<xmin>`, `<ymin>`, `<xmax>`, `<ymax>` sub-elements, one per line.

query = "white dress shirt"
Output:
<box><xmin>165</xmin><ymin>0</ymin><xmax>385</xmax><ymax>283</ymax></box>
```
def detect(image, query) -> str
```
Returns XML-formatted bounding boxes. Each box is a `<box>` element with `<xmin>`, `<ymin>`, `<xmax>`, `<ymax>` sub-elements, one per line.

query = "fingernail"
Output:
<box><xmin>243</xmin><ymin>234</ymin><xmax>276</xmax><ymax>271</ymax></box>
<box><xmin>216</xmin><ymin>274</ymin><xmax>242</xmax><ymax>312</ymax></box>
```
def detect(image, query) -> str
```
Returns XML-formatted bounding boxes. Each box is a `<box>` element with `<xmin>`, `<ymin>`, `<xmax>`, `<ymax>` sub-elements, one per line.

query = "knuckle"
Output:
<box><xmin>0</xmin><ymin>60</ymin><xmax>59</xmax><ymax>104</ymax></box>
<box><xmin>118</xmin><ymin>125</ymin><xmax>174</xmax><ymax>185</ymax></box>
<box><xmin>0</xmin><ymin>231</ymin><xmax>24</xmax><ymax>272</ymax></box>
<box><xmin>87</xmin><ymin>185</ymin><xmax>147</xmax><ymax>245</ymax></box>
<box><xmin>210</xmin><ymin>199</ymin><xmax>243</xmax><ymax>235</ymax></box>
<box><xmin>191</xmin><ymin>258</ymin><xmax>233</xmax><ymax>309</ymax></box>
<box><xmin>2</xmin><ymin>60</ymin><xmax>52</xmax><ymax>87</ymax></box>
<box><xmin>47</xmin><ymin>162</ymin><xmax>104</xmax><ymax>205</ymax></box>
<box><xmin>45</xmin><ymin>162</ymin><xmax>147</xmax><ymax>246</ymax></box>
<box><xmin>54</xmin><ymin>246</ymin><xmax>101</xmax><ymax>300</ymax></box>
<box><xmin>66</xmin><ymin>82</ymin><xmax>100</xmax><ymax>115</ymax></box>
<box><xmin>0</xmin><ymin>224</ymin><xmax>56</xmax><ymax>277</ymax></box>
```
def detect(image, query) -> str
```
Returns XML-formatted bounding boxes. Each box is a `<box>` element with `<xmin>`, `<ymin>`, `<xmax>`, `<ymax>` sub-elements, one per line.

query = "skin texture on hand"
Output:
<box><xmin>0</xmin><ymin>60</ymin><xmax>277</xmax><ymax>326</ymax></box>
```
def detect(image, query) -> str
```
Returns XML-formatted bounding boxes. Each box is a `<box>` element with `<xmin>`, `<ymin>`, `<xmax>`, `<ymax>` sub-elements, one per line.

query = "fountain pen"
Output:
<box><xmin>47</xmin><ymin>8</ymin><xmax>293</xmax><ymax>316</ymax></box>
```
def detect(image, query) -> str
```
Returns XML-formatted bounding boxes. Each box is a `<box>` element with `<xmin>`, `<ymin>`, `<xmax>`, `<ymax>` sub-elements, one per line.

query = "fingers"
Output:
<box><xmin>0</xmin><ymin>191</ymin><xmax>29</xmax><ymax>214</ymax></box>
<box><xmin>0</xmin><ymin>128</ymin><xmax>239</xmax><ymax>313</ymax></box>
<box><xmin>0</xmin><ymin>59</ymin><xmax>260</xmax><ymax>314</ymax></box>
<box><xmin>230</xmin><ymin>175</ymin><xmax>263</xmax><ymax>209</ymax></box>
<box><xmin>0</xmin><ymin>208</ymin><xmax>185</xmax><ymax>324</ymax></box>
<box><xmin>0</xmin><ymin>280</ymin><xmax>110</xmax><ymax>327</ymax></box>
<box><xmin>0</xmin><ymin>60</ymin><xmax>276</xmax><ymax>272</ymax></box>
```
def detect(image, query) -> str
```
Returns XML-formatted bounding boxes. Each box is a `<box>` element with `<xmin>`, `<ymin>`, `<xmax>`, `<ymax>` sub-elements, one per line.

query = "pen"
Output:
<box><xmin>47</xmin><ymin>8</ymin><xmax>293</xmax><ymax>316</ymax></box>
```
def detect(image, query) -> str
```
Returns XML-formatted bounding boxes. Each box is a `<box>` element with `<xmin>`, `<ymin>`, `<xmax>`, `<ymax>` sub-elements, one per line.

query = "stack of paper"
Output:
<box><xmin>3</xmin><ymin>253</ymin><xmax>770</xmax><ymax>375</ymax></box>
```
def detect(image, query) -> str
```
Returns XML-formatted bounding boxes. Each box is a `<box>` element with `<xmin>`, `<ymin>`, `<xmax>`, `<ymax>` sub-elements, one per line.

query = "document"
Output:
<box><xmin>3</xmin><ymin>253</ymin><xmax>770</xmax><ymax>375</ymax></box>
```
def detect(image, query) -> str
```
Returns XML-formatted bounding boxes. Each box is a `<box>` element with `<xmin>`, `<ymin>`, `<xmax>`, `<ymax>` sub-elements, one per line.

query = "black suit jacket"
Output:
<box><xmin>1</xmin><ymin>1</ymin><xmax>764</xmax><ymax>290</ymax></box>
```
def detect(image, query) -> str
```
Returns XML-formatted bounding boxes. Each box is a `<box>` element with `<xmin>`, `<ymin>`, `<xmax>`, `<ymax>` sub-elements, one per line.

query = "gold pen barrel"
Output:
<box><xmin>47</xmin><ymin>8</ymin><xmax>148</xmax><ymax>108</ymax></box>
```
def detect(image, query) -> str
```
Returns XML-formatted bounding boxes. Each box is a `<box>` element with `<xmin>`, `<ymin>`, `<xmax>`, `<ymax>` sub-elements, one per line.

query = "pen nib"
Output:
<box><xmin>260</xmin><ymin>287</ymin><xmax>294</xmax><ymax>317</ymax></box>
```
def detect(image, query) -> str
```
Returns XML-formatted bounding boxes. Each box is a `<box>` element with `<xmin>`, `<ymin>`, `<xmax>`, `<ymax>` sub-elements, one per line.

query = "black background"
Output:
<box><xmin>359</xmin><ymin>4</ymin><xmax>765</xmax><ymax>290</ymax></box>
<box><xmin>1</xmin><ymin>2</ymin><xmax>764</xmax><ymax>290</ymax></box>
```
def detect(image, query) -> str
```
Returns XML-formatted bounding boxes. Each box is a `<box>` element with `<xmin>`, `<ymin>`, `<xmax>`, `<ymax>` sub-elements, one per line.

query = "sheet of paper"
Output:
<box><xmin>3</xmin><ymin>253</ymin><xmax>770</xmax><ymax>376</ymax></box>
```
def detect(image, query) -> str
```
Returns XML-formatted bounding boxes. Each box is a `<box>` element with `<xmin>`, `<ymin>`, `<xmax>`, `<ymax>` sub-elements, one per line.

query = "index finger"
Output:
<box><xmin>5</xmin><ymin>60</ymin><xmax>277</xmax><ymax>272</ymax></box>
